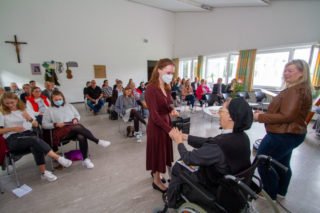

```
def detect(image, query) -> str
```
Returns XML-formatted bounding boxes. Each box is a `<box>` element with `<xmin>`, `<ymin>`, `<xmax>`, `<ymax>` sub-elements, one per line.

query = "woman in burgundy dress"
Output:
<box><xmin>145</xmin><ymin>58</ymin><xmax>179</xmax><ymax>193</ymax></box>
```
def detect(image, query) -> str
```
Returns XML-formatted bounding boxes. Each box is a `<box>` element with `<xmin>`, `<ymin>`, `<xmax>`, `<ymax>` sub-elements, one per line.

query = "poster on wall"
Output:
<box><xmin>94</xmin><ymin>65</ymin><xmax>106</xmax><ymax>78</ymax></box>
<box><xmin>31</xmin><ymin>63</ymin><xmax>41</xmax><ymax>75</ymax></box>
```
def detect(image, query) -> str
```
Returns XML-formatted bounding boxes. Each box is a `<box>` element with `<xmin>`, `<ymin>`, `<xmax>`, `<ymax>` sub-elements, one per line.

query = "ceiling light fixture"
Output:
<box><xmin>176</xmin><ymin>0</ymin><xmax>214</xmax><ymax>11</ymax></box>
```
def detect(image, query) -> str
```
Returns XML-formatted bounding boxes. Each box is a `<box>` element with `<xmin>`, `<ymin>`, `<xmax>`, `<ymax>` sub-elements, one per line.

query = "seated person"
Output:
<box><xmin>115</xmin><ymin>87</ymin><xmax>146</xmax><ymax>142</ymax></box>
<box><xmin>181</xmin><ymin>80</ymin><xmax>195</xmax><ymax>111</ymax></box>
<box><xmin>83</xmin><ymin>81</ymin><xmax>91</xmax><ymax>100</ymax></box>
<box><xmin>26</xmin><ymin>86</ymin><xmax>50</xmax><ymax>124</ymax></box>
<box><xmin>42</xmin><ymin>91</ymin><xmax>111</xmax><ymax>169</ymax></box>
<box><xmin>42</xmin><ymin>81</ymin><xmax>58</xmax><ymax>100</ymax></box>
<box><xmin>0</xmin><ymin>92</ymin><xmax>72</xmax><ymax>182</ymax></box>
<box><xmin>139</xmin><ymin>91</ymin><xmax>149</xmax><ymax>118</ymax></box>
<box><xmin>226</xmin><ymin>78</ymin><xmax>237</xmax><ymax>93</ymax></box>
<box><xmin>195</xmin><ymin>79</ymin><xmax>211</xmax><ymax>107</ymax></box>
<box><xmin>167</xmin><ymin>98</ymin><xmax>253</xmax><ymax>209</ymax></box>
<box><xmin>171</xmin><ymin>78</ymin><xmax>180</xmax><ymax>107</ymax></box>
<box><xmin>111</xmin><ymin>80</ymin><xmax>124</xmax><ymax>106</ymax></box>
<box><xmin>212</xmin><ymin>78</ymin><xmax>226</xmax><ymax>106</ymax></box>
<box><xmin>10</xmin><ymin>82</ymin><xmax>23</xmax><ymax>97</ymax></box>
<box><xmin>86</xmin><ymin>80</ymin><xmax>104</xmax><ymax>115</ymax></box>
<box><xmin>20</xmin><ymin>83</ymin><xmax>31</xmax><ymax>104</ymax></box>
<box><xmin>137</xmin><ymin>81</ymin><xmax>146</xmax><ymax>93</ymax></box>
<box><xmin>101</xmin><ymin>80</ymin><xmax>113</xmax><ymax>111</ymax></box>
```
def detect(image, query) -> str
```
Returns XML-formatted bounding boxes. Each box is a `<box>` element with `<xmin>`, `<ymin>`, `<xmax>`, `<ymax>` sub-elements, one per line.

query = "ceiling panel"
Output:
<box><xmin>128</xmin><ymin>0</ymin><xmax>271</xmax><ymax>12</ymax></box>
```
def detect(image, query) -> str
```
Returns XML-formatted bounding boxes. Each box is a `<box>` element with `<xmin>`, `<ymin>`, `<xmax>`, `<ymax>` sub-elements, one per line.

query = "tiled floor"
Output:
<box><xmin>0</xmin><ymin>104</ymin><xmax>319</xmax><ymax>213</ymax></box>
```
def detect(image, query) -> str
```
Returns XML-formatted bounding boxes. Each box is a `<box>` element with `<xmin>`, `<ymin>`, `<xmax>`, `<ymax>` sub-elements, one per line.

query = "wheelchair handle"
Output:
<box><xmin>224</xmin><ymin>175</ymin><xmax>258</xmax><ymax>199</ymax></box>
<box><xmin>257</xmin><ymin>155</ymin><xmax>288</xmax><ymax>172</ymax></box>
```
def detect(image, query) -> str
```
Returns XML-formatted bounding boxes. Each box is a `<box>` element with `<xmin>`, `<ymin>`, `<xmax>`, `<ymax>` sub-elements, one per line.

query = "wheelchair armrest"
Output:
<box><xmin>180</xmin><ymin>171</ymin><xmax>215</xmax><ymax>202</ymax></box>
<box><xmin>224</xmin><ymin>175</ymin><xmax>258</xmax><ymax>200</ymax></box>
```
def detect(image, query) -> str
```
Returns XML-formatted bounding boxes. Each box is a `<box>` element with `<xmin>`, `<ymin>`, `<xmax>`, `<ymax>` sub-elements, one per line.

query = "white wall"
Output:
<box><xmin>0</xmin><ymin>0</ymin><xmax>175</xmax><ymax>102</ymax></box>
<box><xmin>174</xmin><ymin>1</ymin><xmax>320</xmax><ymax>58</ymax></box>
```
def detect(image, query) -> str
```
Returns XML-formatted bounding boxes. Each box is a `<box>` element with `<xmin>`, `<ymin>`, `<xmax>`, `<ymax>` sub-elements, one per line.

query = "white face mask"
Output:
<box><xmin>161</xmin><ymin>74</ymin><xmax>173</xmax><ymax>84</ymax></box>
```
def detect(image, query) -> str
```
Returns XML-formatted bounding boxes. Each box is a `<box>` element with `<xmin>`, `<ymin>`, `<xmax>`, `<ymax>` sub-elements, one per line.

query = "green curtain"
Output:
<box><xmin>197</xmin><ymin>55</ymin><xmax>204</xmax><ymax>79</ymax></box>
<box><xmin>172</xmin><ymin>58</ymin><xmax>179</xmax><ymax>78</ymax></box>
<box><xmin>312</xmin><ymin>49</ymin><xmax>320</xmax><ymax>87</ymax></box>
<box><xmin>235</xmin><ymin>49</ymin><xmax>257</xmax><ymax>91</ymax></box>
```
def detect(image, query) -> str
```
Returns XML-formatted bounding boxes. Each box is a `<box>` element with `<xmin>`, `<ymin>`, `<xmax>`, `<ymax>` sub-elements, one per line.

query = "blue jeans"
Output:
<box><xmin>257</xmin><ymin>132</ymin><xmax>305</xmax><ymax>199</ymax></box>
<box><xmin>87</xmin><ymin>99</ymin><xmax>104</xmax><ymax>113</ymax></box>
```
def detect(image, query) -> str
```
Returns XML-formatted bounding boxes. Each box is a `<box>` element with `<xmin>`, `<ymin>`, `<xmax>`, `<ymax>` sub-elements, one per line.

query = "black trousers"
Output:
<box><xmin>105</xmin><ymin>97</ymin><xmax>112</xmax><ymax>107</ymax></box>
<box><xmin>129</xmin><ymin>109</ymin><xmax>146</xmax><ymax>132</ymax></box>
<box><xmin>6</xmin><ymin>131</ymin><xmax>51</xmax><ymax>166</ymax></box>
<box><xmin>63</xmin><ymin>125</ymin><xmax>99</xmax><ymax>159</ymax></box>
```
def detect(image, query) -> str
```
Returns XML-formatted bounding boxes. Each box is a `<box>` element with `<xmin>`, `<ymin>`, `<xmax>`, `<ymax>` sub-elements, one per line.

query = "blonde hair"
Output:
<box><xmin>284</xmin><ymin>60</ymin><xmax>312</xmax><ymax>92</ymax></box>
<box><xmin>0</xmin><ymin>92</ymin><xmax>25</xmax><ymax>115</ymax></box>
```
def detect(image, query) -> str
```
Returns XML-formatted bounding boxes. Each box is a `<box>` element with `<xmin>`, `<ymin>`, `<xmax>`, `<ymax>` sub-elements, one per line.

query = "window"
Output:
<box><xmin>227</xmin><ymin>54</ymin><xmax>239</xmax><ymax>84</ymax></box>
<box><xmin>253</xmin><ymin>51</ymin><xmax>290</xmax><ymax>88</ymax></box>
<box><xmin>206</xmin><ymin>57</ymin><xmax>227</xmax><ymax>84</ymax></box>
<box><xmin>293</xmin><ymin>47</ymin><xmax>311</xmax><ymax>62</ymax></box>
<box><xmin>309</xmin><ymin>46</ymin><xmax>319</xmax><ymax>79</ymax></box>
<box><xmin>179</xmin><ymin>59</ymin><xmax>197</xmax><ymax>79</ymax></box>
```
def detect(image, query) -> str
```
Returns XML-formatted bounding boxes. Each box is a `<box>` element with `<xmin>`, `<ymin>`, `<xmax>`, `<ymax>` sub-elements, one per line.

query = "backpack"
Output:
<box><xmin>109</xmin><ymin>110</ymin><xmax>118</xmax><ymax>120</ymax></box>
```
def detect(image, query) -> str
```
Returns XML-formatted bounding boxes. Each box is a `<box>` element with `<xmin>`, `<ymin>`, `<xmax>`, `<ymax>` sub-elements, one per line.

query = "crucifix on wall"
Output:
<box><xmin>5</xmin><ymin>35</ymin><xmax>27</xmax><ymax>63</ymax></box>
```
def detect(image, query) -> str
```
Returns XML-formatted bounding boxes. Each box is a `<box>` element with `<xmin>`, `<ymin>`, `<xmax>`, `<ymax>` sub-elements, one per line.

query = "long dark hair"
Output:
<box><xmin>148</xmin><ymin>58</ymin><xmax>174</xmax><ymax>92</ymax></box>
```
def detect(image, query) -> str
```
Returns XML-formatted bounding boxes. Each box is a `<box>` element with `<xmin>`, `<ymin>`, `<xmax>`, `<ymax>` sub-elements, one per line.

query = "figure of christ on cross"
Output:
<box><xmin>5</xmin><ymin>35</ymin><xmax>27</xmax><ymax>63</ymax></box>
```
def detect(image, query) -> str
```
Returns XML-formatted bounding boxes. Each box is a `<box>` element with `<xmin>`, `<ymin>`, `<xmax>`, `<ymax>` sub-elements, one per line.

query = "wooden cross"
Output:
<box><xmin>5</xmin><ymin>35</ymin><xmax>27</xmax><ymax>63</ymax></box>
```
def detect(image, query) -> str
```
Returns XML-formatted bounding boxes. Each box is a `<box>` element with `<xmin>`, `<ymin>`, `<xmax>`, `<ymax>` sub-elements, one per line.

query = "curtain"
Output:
<box><xmin>235</xmin><ymin>49</ymin><xmax>257</xmax><ymax>91</ymax></box>
<box><xmin>312</xmin><ymin>49</ymin><xmax>320</xmax><ymax>87</ymax></box>
<box><xmin>172</xmin><ymin>58</ymin><xmax>179</xmax><ymax>78</ymax></box>
<box><xmin>197</xmin><ymin>55</ymin><xmax>204</xmax><ymax>79</ymax></box>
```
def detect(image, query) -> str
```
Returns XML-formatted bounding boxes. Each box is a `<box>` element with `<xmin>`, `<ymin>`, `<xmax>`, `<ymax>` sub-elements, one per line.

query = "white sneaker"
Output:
<box><xmin>98</xmin><ymin>140</ymin><xmax>111</xmax><ymax>148</ymax></box>
<box><xmin>136</xmin><ymin>134</ymin><xmax>142</xmax><ymax>143</ymax></box>
<box><xmin>41</xmin><ymin>170</ymin><xmax>57</xmax><ymax>182</ymax></box>
<box><xmin>82</xmin><ymin>158</ymin><xmax>94</xmax><ymax>169</ymax></box>
<box><xmin>58</xmin><ymin>156</ymin><xmax>72</xmax><ymax>168</ymax></box>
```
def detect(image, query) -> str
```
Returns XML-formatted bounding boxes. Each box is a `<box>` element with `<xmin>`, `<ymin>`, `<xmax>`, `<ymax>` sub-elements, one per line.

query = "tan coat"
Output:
<box><xmin>258</xmin><ymin>83</ymin><xmax>312</xmax><ymax>134</ymax></box>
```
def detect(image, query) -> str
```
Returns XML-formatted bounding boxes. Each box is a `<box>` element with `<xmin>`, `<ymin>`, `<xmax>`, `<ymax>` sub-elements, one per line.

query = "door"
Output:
<box><xmin>147</xmin><ymin>60</ymin><xmax>158</xmax><ymax>81</ymax></box>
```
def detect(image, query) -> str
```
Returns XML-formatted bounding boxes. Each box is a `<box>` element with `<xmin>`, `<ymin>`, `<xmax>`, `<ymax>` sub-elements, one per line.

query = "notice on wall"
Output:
<box><xmin>93</xmin><ymin>65</ymin><xmax>106</xmax><ymax>78</ymax></box>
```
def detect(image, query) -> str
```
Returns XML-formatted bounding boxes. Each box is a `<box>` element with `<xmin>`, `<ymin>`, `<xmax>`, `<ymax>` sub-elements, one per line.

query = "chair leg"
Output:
<box><xmin>10</xmin><ymin>157</ymin><xmax>20</xmax><ymax>187</ymax></box>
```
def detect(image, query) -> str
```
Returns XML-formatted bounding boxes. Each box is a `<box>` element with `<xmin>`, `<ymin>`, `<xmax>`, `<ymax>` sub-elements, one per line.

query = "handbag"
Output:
<box><xmin>172</xmin><ymin>116</ymin><xmax>191</xmax><ymax>134</ymax></box>
<box><xmin>65</xmin><ymin>150</ymin><xmax>83</xmax><ymax>161</ymax></box>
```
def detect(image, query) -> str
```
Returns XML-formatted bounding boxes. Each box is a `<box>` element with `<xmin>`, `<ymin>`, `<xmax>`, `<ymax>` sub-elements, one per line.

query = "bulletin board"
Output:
<box><xmin>94</xmin><ymin>65</ymin><xmax>106</xmax><ymax>78</ymax></box>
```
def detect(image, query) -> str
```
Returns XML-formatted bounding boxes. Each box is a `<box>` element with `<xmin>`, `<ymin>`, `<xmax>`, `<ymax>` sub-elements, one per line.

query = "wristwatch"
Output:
<box><xmin>28</xmin><ymin>118</ymin><xmax>34</xmax><ymax>123</ymax></box>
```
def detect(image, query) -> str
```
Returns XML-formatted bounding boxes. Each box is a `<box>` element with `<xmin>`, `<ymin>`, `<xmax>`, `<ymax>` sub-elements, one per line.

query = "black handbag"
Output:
<box><xmin>172</xmin><ymin>116</ymin><xmax>191</xmax><ymax>134</ymax></box>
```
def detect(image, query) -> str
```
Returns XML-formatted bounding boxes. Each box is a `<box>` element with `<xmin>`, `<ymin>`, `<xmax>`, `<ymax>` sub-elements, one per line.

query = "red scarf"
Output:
<box><xmin>26</xmin><ymin>95</ymin><xmax>50</xmax><ymax>112</ymax></box>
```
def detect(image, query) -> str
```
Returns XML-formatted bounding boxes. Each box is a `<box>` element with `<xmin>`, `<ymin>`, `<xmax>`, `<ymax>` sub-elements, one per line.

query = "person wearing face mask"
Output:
<box><xmin>145</xmin><ymin>58</ymin><xmax>179</xmax><ymax>194</ymax></box>
<box><xmin>0</xmin><ymin>92</ymin><xmax>72</xmax><ymax>182</ymax></box>
<box><xmin>42</xmin><ymin>91</ymin><xmax>111</xmax><ymax>169</ymax></box>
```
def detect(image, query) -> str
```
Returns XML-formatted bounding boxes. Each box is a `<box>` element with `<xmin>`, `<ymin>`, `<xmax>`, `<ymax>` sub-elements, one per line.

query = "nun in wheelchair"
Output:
<box><xmin>167</xmin><ymin>97</ymin><xmax>253</xmax><ymax>211</ymax></box>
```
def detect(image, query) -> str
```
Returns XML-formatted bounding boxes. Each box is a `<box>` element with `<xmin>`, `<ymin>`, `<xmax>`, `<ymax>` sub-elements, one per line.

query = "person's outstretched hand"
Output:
<box><xmin>170</xmin><ymin>109</ymin><xmax>179</xmax><ymax>117</ymax></box>
<box><xmin>169</xmin><ymin>127</ymin><xmax>183</xmax><ymax>144</ymax></box>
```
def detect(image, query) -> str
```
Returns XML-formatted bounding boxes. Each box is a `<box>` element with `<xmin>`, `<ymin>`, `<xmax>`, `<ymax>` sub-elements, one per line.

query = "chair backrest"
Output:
<box><xmin>237</xmin><ymin>91</ymin><xmax>250</xmax><ymax>100</ymax></box>
<box><xmin>254</xmin><ymin>90</ymin><xmax>266</xmax><ymax>103</ymax></box>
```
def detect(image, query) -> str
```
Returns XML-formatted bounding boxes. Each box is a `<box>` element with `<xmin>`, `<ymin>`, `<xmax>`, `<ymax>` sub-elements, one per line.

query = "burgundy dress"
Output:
<box><xmin>145</xmin><ymin>84</ymin><xmax>174</xmax><ymax>173</ymax></box>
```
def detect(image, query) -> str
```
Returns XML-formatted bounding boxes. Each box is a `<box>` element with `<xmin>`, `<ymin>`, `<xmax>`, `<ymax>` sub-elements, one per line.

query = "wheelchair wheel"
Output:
<box><xmin>177</xmin><ymin>202</ymin><xmax>207</xmax><ymax>213</ymax></box>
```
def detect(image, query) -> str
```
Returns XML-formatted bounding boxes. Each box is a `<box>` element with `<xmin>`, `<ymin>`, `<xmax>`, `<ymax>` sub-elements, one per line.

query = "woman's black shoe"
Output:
<box><xmin>151</xmin><ymin>172</ymin><xmax>166</xmax><ymax>184</ymax></box>
<box><xmin>152</xmin><ymin>182</ymin><xmax>167</xmax><ymax>193</ymax></box>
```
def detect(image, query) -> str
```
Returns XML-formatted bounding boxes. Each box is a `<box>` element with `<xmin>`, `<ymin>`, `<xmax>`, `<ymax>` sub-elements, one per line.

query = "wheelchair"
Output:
<box><xmin>156</xmin><ymin>155</ymin><xmax>288</xmax><ymax>213</ymax></box>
